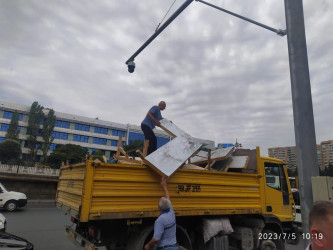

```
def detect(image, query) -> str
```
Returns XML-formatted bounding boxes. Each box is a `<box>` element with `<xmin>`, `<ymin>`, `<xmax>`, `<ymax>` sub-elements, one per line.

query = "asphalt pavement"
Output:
<box><xmin>1</xmin><ymin>204</ymin><xmax>307</xmax><ymax>250</ymax></box>
<box><xmin>1</xmin><ymin>204</ymin><xmax>76</xmax><ymax>250</ymax></box>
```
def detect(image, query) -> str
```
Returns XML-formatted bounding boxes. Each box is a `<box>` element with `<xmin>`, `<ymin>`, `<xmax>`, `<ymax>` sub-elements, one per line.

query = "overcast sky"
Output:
<box><xmin>0</xmin><ymin>0</ymin><xmax>332</xmax><ymax>155</ymax></box>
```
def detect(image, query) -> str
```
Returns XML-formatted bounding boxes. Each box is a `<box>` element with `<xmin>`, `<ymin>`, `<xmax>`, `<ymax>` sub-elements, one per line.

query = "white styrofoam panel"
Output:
<box><xmin>160</xmin><ymin>118</ymin><xmax>190</xmax><ymax>138</ymax></box>
<box><xmin>190</xmin><ymin>147</ymin><xmax>235</xmax><ymax>163</ymax></box>
<box><xmin>228</xmin><ymin>156</ymin><xmax>249</xmax><ymax>169</ymax></box>
<box><xmin>145</xmin><ymin>119</ymin><xmax>202</xmax><ymax>177</ymax></box>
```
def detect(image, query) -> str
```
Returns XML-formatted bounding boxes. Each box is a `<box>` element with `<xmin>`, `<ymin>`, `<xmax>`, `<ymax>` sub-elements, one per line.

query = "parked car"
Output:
<box><xmin>0</xmin><ymin>213</ymin><xmax>6</xmax><ymax>232</ymax></box>
<box><xmin>0</xmin><ymin>183</ymin><xmax>27</xmax><ymax>212</ymax></box>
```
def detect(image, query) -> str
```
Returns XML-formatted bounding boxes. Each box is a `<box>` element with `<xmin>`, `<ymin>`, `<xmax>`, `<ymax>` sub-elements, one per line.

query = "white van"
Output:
<box><xmin>0</xmin><ymin>182</ymin><xmax>27</xmax><ymax>212</ymax></box>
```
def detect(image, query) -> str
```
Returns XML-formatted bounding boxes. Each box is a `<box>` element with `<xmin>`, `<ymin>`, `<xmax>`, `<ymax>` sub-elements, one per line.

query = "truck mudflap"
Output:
<box><xmin>65</xmin><ymin>226</ymin><xmax>107</xmax><ymax>250</ymax></box>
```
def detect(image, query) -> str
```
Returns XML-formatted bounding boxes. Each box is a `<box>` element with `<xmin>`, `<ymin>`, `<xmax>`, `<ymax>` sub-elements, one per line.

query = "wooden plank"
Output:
<box><xmin>136</xmin><ymin>150</ymin><xmax>167</xmax><ymax>178</ymax></box>
<box><xmin>205</xmin><ymin>160</ymin><xmax>216</xmax><ymax>170</ymax></box>
<box><xmin>222</xmin><ymin>158</ymin><xmax>233</xmax><ymax>172</ymax></box>
<box><xmin>116</xmin><ymin>136</ymin><xmax>123</xmax><ymax>157</ymax></box>
<box><xmin>159</xmin><ymin>124</ymin><xmax>177</xmax><ymax>138</ymax></box>
<box><xmin>114</xmin><ymin>155</ymin><xmax>143</xmax><ymax>165</ymax></box>
<box><xmin>143</xmin><ymin>140</ymin><xmax>149</xmax><ymax>157</ymax></box>
<box><xmin>182</xmin><ymin>164</ymin><xmax>206</xmax><ymax>170</ymax></box>
<box><xmin>159</xmin><ymin>119</ymin><xmax>190</xmax><ymax>138</ymax></box>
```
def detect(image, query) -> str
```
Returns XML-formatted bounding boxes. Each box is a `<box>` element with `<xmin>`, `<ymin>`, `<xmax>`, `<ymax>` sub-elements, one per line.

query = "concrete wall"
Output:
<box><xmin>0</xmin><ymin>174</ymin><xmax>58</xmax><ymax>201</ymax></box>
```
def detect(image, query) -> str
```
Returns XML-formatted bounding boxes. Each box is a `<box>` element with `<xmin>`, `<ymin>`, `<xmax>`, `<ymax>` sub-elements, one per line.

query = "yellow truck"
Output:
<box><xmin>56</xmin><ymin>147</ymin><xmax>298</xmax><ymax>250</ymax></box>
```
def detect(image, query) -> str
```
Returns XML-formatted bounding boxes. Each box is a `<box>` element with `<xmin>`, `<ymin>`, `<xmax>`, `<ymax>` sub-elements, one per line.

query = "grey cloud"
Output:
<box><xmin>0</xmin><ymin>0</ymin><xmax>332</xmax><ymax>155</ymax></box>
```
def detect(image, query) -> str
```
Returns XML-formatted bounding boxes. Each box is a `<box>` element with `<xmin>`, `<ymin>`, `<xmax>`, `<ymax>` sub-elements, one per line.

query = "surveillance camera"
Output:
<box><xmin>127</xmin><ymin>61</ymin><xmax>135</xmax><ymax>73</ymax></box>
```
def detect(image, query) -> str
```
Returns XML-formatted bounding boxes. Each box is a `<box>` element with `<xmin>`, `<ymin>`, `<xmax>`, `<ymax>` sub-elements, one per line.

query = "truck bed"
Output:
<box><xmin>56</xmin><ymin>160</ymin><xmax>262</xmax><ymax>222</ymax></box>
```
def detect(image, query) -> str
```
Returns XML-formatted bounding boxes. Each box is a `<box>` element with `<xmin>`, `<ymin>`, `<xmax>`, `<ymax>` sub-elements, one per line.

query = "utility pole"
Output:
<box><xmin>284</xmin><ymin>0</ymin><xmax>319</xmax><ymax>245</ymax></box>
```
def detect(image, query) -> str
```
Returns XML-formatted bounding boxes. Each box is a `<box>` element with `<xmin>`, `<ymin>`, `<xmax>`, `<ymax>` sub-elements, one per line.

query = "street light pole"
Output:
<box><xmin>125</xmin><ymin>0</ymin><xmax>194</xmax><ymax>65</ymax></box>
<box><xmin>284</xmin><ymin>0</ymin><xmax>319</xmax><ymax>244</ymax></box>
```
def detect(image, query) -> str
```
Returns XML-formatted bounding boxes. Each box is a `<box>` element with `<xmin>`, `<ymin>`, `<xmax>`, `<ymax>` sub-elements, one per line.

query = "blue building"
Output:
<box><xmin>0</xmin><ymin>101</ymin><xmax>171</xmax><ymax>162</ymax></box>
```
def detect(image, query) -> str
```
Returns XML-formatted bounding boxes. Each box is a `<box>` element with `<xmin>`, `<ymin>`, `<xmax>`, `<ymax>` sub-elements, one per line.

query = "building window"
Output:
<box><xmin>0</xmin><ymin>137</ymin><xmax>5</xmax><ymax>143</ymax></box>
<box><xmin>73</xmin><ymin>134</ymin><xmax>89</xmax><ymax>143</ymax></box>
<box><xmin>112</xmin><ymin>129</ymin><xmax>126</xmax><ymax>137</ymax></box>
<box><xmin>24</xmin><ymin>141</ymin><xmax>41</xmax><ymax>148</ymax></box>
<box><xmin>91</xmin><ymin>148</ymin><xmax>99</xmax><ymax>154</ymax></box>
<box><xmin>111</xmin><ymin>140</ymin><xmax>124</xmax><ymax>147</ymax></box>
<box><xmin>50</xmin><ymin>144</ymin><xmax>57</xmax><ymax>151</ymax></box>
<box><xmin>93</xmin><ymin>137</ymin><xmax>107</xmax><ymax>145</ymax></box>
<box><xmin>75</xmin><ymin>123</ymin><xmax>90</xmax><ymax>132</ymax></box>
<box><xmin>3</xmin><ymin>111</ymin><xmax>23</xmax><ymax>121</ymax></box>
<box><xmin>55</xmin><ymin>120</ymin><xmax>70</xmax><ymax>129</ymax></box>
<box><xmin>1</xmin><ymin>124</ymin><xmax>9</xmax><ymax>132</ymax></box>
<box><xmin>52</xmin><ymin>131</ymin><xmax>68</xmax><ymax>140</ymax></box>
<box><xmin>128</xmin><ymin>132</ymin><xmax>145</xmax><ymax>142</ymax></box>
<box><xmin>94</xmin><ymin>127</ymin><xmax>108</xmax><ymax>134</ymax></box>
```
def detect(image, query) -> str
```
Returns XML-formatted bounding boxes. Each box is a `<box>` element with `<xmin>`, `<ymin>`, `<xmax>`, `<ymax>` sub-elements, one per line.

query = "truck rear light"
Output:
<box><xmin>88</xmin><ymin>227</ymin><xmax>95</xmax><ymax>238</ymax></box>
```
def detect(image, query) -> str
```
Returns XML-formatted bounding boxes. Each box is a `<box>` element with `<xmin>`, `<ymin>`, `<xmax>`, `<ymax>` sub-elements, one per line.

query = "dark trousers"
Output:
<box><xmin>141</xmin><ymin>124</ymin><xmax>157</xmax><ymax>155</ymax></box>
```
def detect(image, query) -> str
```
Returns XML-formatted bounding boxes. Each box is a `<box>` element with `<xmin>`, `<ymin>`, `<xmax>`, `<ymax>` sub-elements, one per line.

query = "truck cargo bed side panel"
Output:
<box><xmin>87</xmin><ymin>163</ymin><xmax>262</xmax><ymax>220</ymax></box>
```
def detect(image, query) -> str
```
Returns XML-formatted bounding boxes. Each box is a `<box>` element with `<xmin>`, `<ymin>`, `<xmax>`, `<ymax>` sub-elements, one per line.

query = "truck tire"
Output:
<box><xmin>259</xmin><ymin>230</ymin><xmax>285</xmax><ymax>250</ymax></box>
<box><xmin>125</xmin><ymin>224</ymin><xmax>192</xmax><ymax>250</ymax></box>
<box><xmin>4</xmin><ymin>200</ymin><xmax>17</xmax><ymax>212</ymax></box>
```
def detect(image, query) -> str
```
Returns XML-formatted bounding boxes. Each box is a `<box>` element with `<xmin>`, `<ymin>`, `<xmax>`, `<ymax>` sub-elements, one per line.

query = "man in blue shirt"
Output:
<box><xmin>144</xmin><ymin>177</ymin><xmax>178</xmax><ymax>250</ymax></box>
<box><xmin>141</xmin><ymin>101</ymin><xmax>166</xmax><ymax>155</ymax></box>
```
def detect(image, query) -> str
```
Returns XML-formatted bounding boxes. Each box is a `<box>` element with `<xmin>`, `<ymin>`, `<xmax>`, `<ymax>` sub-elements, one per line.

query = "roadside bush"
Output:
<box><xmin>46</xmin><ymin>152</ymin><xmax>66</xmax><ymax>169</ymax></box>
<box><xmin>46</xmin><ymin>144</ymin><xmax>88</xmax><ymax>168</ymax></box>
<box><xmin>0</xmin><ymin>139</ymin><xmax>22</xmax><ymax>164</ymax></box>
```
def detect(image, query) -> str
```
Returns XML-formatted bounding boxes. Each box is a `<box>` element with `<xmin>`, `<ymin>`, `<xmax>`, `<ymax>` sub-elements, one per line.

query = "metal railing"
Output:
<box><xmin>0</xmin><ymin>164</ymin><xmax>59</xmax><ymax>176</ymax></box>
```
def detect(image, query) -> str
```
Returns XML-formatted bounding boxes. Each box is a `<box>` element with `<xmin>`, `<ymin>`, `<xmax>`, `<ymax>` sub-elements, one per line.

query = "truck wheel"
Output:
<box><xmin>126</xmin><ymin>224</ymin><xmax>192</xmax><ymax>250</ymax></box>
<box><xmin>5</xmin><ymin>200</ymin><xmax>17</xmax><ymax>212</ymax></box>
<box><xmin>260</xmin><ymin>230</ymin><xmax>285</xmax><ymax>250</ymax></box>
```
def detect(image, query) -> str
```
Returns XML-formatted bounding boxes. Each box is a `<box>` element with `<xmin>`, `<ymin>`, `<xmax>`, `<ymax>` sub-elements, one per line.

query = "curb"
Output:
<box><xmin>27</xmin><ymin>200</ymin><xmax>56</xmax><ymax>206</ymax></box>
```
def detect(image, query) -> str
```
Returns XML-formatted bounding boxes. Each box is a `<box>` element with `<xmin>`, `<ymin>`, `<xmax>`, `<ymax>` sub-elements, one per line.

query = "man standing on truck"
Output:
<box><xmin>306</xmin><ymin>200</ymin><xmax>333</xmax><ymax>250</ymax></box>
<box><xmin>144</xmin><ymin>177</ymin><xmax>178</xmax><ymax>250</ymax></box>
<box><xmin>141</xmin><ymin>101</ymin><xmax>166</xmax><ymax>155</ymax></box>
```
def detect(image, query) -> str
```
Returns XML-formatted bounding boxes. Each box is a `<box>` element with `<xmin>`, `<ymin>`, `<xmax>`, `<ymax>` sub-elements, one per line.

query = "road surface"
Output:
<box><xmin>1</xmin><ymin>204</ymin><xmax>306</xmax><ymax>250</ymax></box>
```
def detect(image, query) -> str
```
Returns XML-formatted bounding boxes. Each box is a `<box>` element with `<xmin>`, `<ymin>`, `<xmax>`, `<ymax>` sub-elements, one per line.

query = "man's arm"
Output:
<box><xmin>144</xmin><ymin>237</ymin><xmax>159</xmax><ymax>250</ymax></box>
<box><xmin>160</xmin><ymin>177</ymin><xmax>170</xmax><ymax>200</ymax></box>
<box><xmin>147</xmin><ymin>111</ymin><xmax>161</xmax><ymax>126</ymax></box>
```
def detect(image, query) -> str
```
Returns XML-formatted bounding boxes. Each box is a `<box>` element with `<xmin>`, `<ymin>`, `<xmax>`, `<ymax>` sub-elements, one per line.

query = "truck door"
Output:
<box><xmin>264</xmin><ymin>163</ymin><xmax>293</xmax><ymax>221</ymax></box>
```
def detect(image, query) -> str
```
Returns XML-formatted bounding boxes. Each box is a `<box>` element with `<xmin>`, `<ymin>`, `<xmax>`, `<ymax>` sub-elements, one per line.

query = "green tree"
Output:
<box><xmin>92</xmin><ymin>150</ymin><xmax>105</xmax><ymax>162</ymax></box>
<box><xmin>0</xmin><ymin>139</ymin><xmax>22</xmax><ymax>164</ymax></box>
<box><xmin>46</xmin><ymin>144</ymin><xmax>88</xmax><ymax>169</ymax></box>
<box><xmin>123</xmin><ymin>139</ymin><xmax>144</xmax><ymax>157</ymax></box>
<box><xmin>45</xmin><ymin>151</ymin><xmax>66</xmax><ymax>169</ymax></box>
<box><xmin>41</xmin><ymin>109</ymin><xmax>56</xmax><ymax>162</ymax></box>
<box><xmin>320</xmin><ymin>164</ymin><xmax>333</xmax><ymax>177</ymax></box>
<box><xmin>5</xmin><ymin>111</ymin><xmax>20</xmax><ymax>141</ymax></box>
<box><xmin>27</xmin><ymin>101</ymin><xmax>44</xmax><ymax>165</ymax></box>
